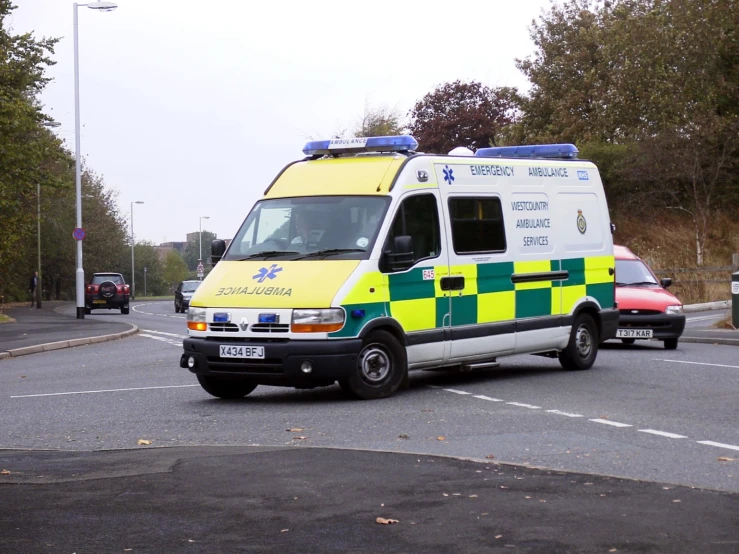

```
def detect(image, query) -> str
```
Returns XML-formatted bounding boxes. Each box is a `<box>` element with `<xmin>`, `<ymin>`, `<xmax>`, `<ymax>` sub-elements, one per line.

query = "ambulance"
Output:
<box><xmin>180</xmin><ymin>136</ymin><xmax>619</xmax><ymax>400</ymax></box>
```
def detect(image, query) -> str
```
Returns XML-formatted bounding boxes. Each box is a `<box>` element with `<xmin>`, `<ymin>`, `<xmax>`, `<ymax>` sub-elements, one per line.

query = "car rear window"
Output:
<box><xmin>182</xmin><ymin>282</ymin><xmax>201</xmax><ymax>293</ymax></box>
<box><xmin>92</xmin><ymin>275</ymin><xmax>123</xmax><ymax>285</ymax></box>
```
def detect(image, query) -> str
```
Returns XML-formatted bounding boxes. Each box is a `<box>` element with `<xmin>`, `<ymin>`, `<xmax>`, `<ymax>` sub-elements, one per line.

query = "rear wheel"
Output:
<box><xmin>197</xmin><ymin>375</ymin><xmax>257</xmax><ymax>399</ymax></box>
<box><xmin>343</xmin><ymin>330</ymin><xmax>407</xmax><ymax>400</ymax></box>
<box><xmin>84</xmin><ymin>307</ymin><xmax>91</xmax><ymax>315</ymax></box>
<box><xmin>559</xmin><ymin>313</ymin><xmax>599</xmax><ymax>371</ymax></box>
<box><xmin>664</xmin><ymin>338</ymin><xmax>678</xmax><ymax>350</ymax></box>
<box><xmin>621</xmin><ymin>338</ymin><xmax>636</xmax><ymax>345</ymax></box>
<box><xmin>121</xmin><ymin>306</ymin><xmax>129</xmax><ymax>315</ymax></box>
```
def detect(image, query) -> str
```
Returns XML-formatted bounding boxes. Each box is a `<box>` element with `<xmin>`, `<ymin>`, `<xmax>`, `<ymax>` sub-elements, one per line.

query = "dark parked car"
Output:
<box><xmin>175</xmin><ymin>280</ymin><xmax>201</xmax><ymax>313</ymax></box>
<box><xmin>85</xmin><ymin>273</ymin><xmax>130</xmax><ymax>314</ymax></box>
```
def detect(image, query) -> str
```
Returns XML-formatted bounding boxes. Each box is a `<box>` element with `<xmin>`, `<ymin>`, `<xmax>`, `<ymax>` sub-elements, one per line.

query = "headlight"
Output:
<box><xmin>291</xmin><ymin>308</ymin><xmax>345</xmax><ymax>333</ymax></box>
<box><xmin>665</xmin><ymin>305</ymin><xmax>683</xmax><ymax>315</ymax></box>
<box><xmin>187</xmin><ymin>307</ymin><xmax>207</xmax><ymax>331</ymax></box>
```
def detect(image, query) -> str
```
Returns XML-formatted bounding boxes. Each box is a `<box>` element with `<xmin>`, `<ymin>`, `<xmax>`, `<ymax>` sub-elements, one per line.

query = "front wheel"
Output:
<box><xmin>343</xmin><ymin>330</ymin><xmax>407</xmax><ymax>400</ymax></box>
<box><xmin>197</xmin><ymin>375</ymin><xmax>257</xmax><ymax>399</ymax></box>
<box><xmin>559</xmin><ymin>313</ymin><xmax>599</xmax><ymax>371</ymax></box>
<box><xmin>663</xmin><ymin>338</ymin><xmax>678</xmax><ymax>350</ymax></box>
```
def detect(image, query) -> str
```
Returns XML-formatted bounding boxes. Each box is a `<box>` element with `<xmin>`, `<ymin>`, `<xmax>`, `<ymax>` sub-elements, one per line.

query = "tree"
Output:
<box><xmin>514</xmin><ymin>0</ymin><xmax>739</xmax><ymax>263</ymax></box>
<box><xmin>354</xmin><ymin>104</ymin><xmax>404</xmax><ymax>137</ymax></box>
<box><xmin>183</xmin><ymin>230</ymin><xmax>217</xmax><ymax>272</ymax></box>
<box><xmin>163</xmin><ymin>250</ymin><xmax>189</xmax><ymax>292</ymax></box>
<box><xmin>407</xmin><ymin>80</ymin><xmax>520</xmax><ymax>154</ymax></box>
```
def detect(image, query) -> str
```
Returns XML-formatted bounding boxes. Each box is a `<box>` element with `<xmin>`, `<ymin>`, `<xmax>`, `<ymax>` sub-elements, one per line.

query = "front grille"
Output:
<box><xmin>209</xmin><ymin>323</ymin><xmax>239</xmax><ymax>332</ymax></box>
<box><xmin>206</xmin><ymin>357</ymin><xmax>283</xmax><ymax>374</ymax></box>
<box><xmin>250</xmin><ymin>323</ymin><xmax>290</xmax><ymax>333</ymax></box>
<box><xmin>619</xmin><ymin>309</ymin><xmax>662</xmax><ymax>316</ymax></box>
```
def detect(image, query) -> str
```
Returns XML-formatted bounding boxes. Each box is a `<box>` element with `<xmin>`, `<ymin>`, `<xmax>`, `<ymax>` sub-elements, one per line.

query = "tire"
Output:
<box><xmin>664</xmin><ymin>338</ymin><xmax>678</xmax><ymax>350</ymax></box>
<box><xmin>175</xmin><ymin>302</ymin><xmax>179</xmax><ymax>313</ymax></box>
<box><xmin>344</xmin><ymin>330</ymin><xmax>407</xmax><ymax>400</ymax></box>
<box><xmin>197</xmin><ymin>375</ymin><xmax>257</xmax><ymax>399</ymax></box>
<box><xmin>621</xmin><ymin>338</ymin><xmax>636</xmax><ymax>345</ymax></box>
<box><xmin>121</xmin><ymin>306</ymin><xmax>129</xmax><ymax>315</ymax></box>
<box><xmin>84</xmin><ymin>307</ymin><xmax>91</xmax><ymax>315</ymax></box>
<box><xmin>559</xmin><ymin>313</ymin><xmax>599</xmax><ymax>371</ymax></box>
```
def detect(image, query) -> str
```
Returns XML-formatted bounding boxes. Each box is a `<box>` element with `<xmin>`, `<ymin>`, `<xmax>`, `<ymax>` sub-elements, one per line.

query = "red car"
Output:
<box><xmin>614</xmin><ymin>245</ymin><xmax>685</xmax><ymax>349</ymax></box>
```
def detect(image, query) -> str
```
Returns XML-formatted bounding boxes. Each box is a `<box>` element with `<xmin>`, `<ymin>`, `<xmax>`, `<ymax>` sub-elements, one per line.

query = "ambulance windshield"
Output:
<box><xmin>225</xmin><ymin>196</ymin><xmax>391</xmax><ymax>261</ymax></box>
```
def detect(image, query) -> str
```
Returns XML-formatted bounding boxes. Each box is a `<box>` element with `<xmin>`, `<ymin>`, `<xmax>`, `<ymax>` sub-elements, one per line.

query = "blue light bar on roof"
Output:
<box><xmin>302</xmin><ymin>135</ymin><xmax>419</xmax><ymax>156</ymax></box>
<box><xmin>475</xmin><ymin>144</ymin><xmax>579</xmax><ymax>159</ymax></box>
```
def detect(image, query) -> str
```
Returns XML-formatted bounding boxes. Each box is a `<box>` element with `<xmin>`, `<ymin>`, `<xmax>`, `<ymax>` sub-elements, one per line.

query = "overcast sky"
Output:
<box><xmin>12</xmin><ymin>0</ymin><xmax>552</xmax><ymax>246</ymax></box>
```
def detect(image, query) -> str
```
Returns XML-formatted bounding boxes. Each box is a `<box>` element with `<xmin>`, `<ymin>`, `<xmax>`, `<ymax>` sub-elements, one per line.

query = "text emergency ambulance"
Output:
<box><xmin>181</xmin><ymin>136</ymin><xmax>619</xmax><ymax>400</ymax></box>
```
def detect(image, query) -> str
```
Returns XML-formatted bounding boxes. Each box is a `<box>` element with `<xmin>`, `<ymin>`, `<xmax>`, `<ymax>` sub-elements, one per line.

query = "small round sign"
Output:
<box><xmin>72</xmin><ymin>228</ymin><xmax>86</xmax><ymax>241</ymax></box>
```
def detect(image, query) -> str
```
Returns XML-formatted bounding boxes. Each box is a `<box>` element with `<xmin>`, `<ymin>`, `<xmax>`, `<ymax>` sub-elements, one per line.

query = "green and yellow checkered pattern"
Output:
<box><xmin>331</xmin><ymin>256</ymin><xmax>614</xmax><ymax>338</ymax></box>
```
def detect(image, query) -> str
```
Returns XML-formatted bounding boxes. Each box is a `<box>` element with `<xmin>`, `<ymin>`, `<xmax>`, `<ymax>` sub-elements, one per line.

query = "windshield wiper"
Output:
<box><xmin>620</xmin><ymin>281</ymin><xmax>658</xmax><ymax>286</ymax></box>
<box><xmin>238</xmin><ymin>251</ymin><xmax>301</xmax><ymax>260</ymax></box>
<box><xmin>295</xmin><ymin>248</ymin><xmax>366</xmax><ymax>259</ymax></box>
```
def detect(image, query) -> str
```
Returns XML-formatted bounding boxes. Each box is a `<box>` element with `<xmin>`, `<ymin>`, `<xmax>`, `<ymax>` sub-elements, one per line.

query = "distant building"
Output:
<box><xmin>154</xmin><ymin>241</ymin><xmax>186</xmax><ymax>261</ymax></box>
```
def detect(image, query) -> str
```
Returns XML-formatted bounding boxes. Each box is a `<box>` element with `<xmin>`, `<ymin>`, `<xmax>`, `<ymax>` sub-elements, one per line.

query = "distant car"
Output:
<box><xmin>85</xmin><ymin>272</ymin><xmax>130</xmax><ymax>315</ymax></box>
<box><xmin>175</xmin><ymin>280</ymin><xmax>202</xmax><ymax>313</ymax></box>
<box><xmin>614</xmin><ymin>245</ymin><xmax>685</xmax><ymax>349</ymax></box>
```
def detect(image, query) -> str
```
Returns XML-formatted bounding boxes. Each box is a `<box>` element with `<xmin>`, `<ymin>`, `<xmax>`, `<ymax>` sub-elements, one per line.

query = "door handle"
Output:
<box><xmin>451</xmin><ymin>276</ymin><xmax>465</xmax><ymax>291</ymax></box>
<box><xmin>440</xmin><ymin>276</ymin><xmax>452</xmax><ymax>291</ymax></box>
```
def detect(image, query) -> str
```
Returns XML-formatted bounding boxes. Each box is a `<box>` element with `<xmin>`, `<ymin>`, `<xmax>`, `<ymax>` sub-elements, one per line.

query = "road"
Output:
<box><xmin>1</xmin><ymin>301</ymin><xmax>737</xmax><ymax>494</ymax></box>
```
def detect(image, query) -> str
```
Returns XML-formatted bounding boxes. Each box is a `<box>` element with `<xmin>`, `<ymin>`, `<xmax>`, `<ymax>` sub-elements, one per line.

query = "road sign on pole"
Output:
<box><xmin>197</xmin><ymin>261</ymin><xmax>204</xmax><ymax>279</ymax></box>
<box><xmin>72</xmin><ymin>228</ymin><xmax>86</xmax><ymax>241</ymax></box>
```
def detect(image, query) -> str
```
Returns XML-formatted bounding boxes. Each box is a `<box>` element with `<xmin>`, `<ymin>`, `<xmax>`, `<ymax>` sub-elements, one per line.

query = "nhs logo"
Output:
<box><xmin>577</xmin><ymin>170</ymin><xmax>589</xmax><ymax>181</ymax></box>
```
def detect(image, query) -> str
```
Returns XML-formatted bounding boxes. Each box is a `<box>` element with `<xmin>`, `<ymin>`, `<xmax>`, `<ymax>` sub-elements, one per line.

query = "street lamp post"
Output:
<box><xmin>36</xmin><ymin>121</ymin><xmax>62</xmax><ymax>309</ymax></box>
<box><xmin>144</xmin><ymin>267</ymin><xmax>147</xmax><ymax>297</ymax></box>
<box><xmin>73</xmin><ymin>0</ymin><xmax>118</xmax><ymax>319</ymax></box>
<box><xmin>199</xmin><ymin>216</ymin><xmax>210</xmax><ymax>278</ymax></box>
<box><xmin>130</xmin><ymin>200</ymin><xmax>144</xmax><ymax>298</ymax></box>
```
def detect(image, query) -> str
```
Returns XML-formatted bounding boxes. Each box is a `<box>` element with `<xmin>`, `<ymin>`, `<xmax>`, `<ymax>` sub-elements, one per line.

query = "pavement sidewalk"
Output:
<box><xmin>0</xmin><ymin>446</ymin><xmax>736</xmax><ymax>553</ymax></box>
<box><xmin>0</xmin><ymin>301</ymin><xmax>136</xmax><ymax>359</ymax></box>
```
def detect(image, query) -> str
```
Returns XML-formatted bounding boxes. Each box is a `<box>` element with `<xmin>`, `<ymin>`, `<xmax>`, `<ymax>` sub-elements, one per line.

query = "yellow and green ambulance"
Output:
<box><xmin>181</xmin><ymin>136</ymin><xmax>618</xmax><ymax>400</ymax></box>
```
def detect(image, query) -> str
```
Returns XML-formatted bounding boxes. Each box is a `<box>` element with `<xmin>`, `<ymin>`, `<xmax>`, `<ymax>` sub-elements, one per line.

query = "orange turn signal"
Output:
<box><xmin>187</xmin><ymin>321</ymin><xmax>207</xmax><ymax>331</ymax></box>
<box><xmin>291</xmin><ymin>323</ymin><xmax>343</xmax><ymax>333</ymax></box>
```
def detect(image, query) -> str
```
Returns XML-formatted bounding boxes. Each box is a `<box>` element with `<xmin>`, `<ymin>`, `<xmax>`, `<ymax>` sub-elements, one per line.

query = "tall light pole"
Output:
<box><xmin>131</xmin><ymin>201</ymin><xmax>144</xmax><ymax>299</ymax></box>
<box><xmin>73</xmin><ymin>0</ymin><xmax>118</xmax><ymax>319</ymax></box>
<box><xmin>199</xmin><ymin>215</ymin><xmax>210</xmax><ymax>270</ymax></box>
<box><xmin>37</xmin><ymin>121</ymin><xmax>62</xmax><ymax>309</ymax></box>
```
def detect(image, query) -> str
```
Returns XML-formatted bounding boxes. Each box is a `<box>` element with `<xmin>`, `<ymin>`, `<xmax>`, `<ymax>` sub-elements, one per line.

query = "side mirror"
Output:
<box><xmin>660</xmin><ymin>277</ymin><xmax>672</xmax><ymax>288</ymax></box>
<box><xmin>382</xmin><ymin>235</ymin><xmax>414</xmax><ymax>272</ymax></box>
<box><xmin>211</xmin><ymin>239</ymin><xmax>226</xmax><ymax>266</ymax></box>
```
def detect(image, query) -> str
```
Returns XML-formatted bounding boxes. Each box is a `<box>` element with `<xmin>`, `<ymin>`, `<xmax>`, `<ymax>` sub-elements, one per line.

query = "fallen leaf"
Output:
<box><xmin>495</xmin><ymin>535</ymin><xmax>503</xmax><ymax>539</ymax></box>
<box><xmin>376</xmin><ymin>517</ymin><xmax>399</xmax><ymax>525</ymax></box>
<box><xmin>293</xmin><ymin>436</ymin><xmax>307</xmax><ymax>441</ymax></box>
<box><xmin>281</xmin><ymin>529</ymin><xmax>289</xmax><ymax>533</ymax></box>
<box><xmin>718</xmin><ymin>457</ymin><xmax>734</xmax><ymax>462</ymax></box>
<box><xmin>398</xmin><ymin>434</ymin><xmax>409</xmax><ymax>439</ymax></box>
<box><xmin>0</xmin><ymin>469</ymin><xmax>10</xmax><ymax>475</ymax></box>
<box><xmin>443</xmin><ymin>493</ymin><xmax>449</xmax><ymax>497</ymax></box>
<box><xmin>137</xmin><ymin>439</ymin><xmax>151</xmax><ymax>446</ymax></box>
<box><xmin>469</xmin><ymin>495</ymin><xmax>478</xmax><ymax>498</ymax></box>
<box><xmin>673</xmin><ymin>500</ymin><xmax>681</xmax><ymax>503</ymax></box>
<box><xmin>609</xmin><ymin>549</ymin><xmax>618</xmax><ymax>552</ymax></box>
<box><xmin>525</xmin><ymin>496</ymin><xmax>531</xmax><ymax>499</ymax></box>
<box><xmin>485</xmin><ymin>454</ymin><xmax>495</xmax><ymax>459</ymax></box>
<box><xmin>500</xmin><ymin>486</ymin><xmax>508</xmax><ymax>489</ymax></box>
<box><xmin>437</xmin><ymin>436</ymin><xmax>446</xmax><ymax>441</ymax></box>
<box><xmin>286</xmin><ymin>428</ymin><xmax>304</xmax><ymax>432</ymax></box>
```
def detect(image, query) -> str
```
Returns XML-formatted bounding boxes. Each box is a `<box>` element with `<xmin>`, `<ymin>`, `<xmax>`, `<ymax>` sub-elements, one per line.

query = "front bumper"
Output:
<box><xmin>180</xmin><ymin>337</ymin><xmax>363</xmax><ymax>386</ymax></box>
<box><xmin>616</xmin><ymin>313</ymin><xmax>686</xmax><ymax>340</ymax></box>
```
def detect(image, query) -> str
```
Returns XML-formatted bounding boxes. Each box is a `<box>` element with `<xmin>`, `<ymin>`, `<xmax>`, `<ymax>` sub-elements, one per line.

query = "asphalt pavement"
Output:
<box><xmin>1</xmin><ymin>301</ymin><xmax>737</xmax><ymax>552</ymax></box>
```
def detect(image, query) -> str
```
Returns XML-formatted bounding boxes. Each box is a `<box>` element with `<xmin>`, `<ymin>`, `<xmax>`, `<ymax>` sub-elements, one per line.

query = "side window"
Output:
<box><xmin>383</xmin><ymin>194</ymin><xmax>441</xmax><ymax>267</ymax></box>
<box><xmin>449</xmin><ymin>197</ymin><xmax>506</xmax><ymax>254</ymax></box>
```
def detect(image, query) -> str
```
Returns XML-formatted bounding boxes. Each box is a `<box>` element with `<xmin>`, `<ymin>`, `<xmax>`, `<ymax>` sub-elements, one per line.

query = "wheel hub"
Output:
<box><xmin>575</xmin><ymin>325</ymin><xmax>592</xmax><ymax>358</ymax></box>
<box><xmin>359</xmin><ymin>344</ymin><xmax>391</xmax><ymax>384</ymax></box>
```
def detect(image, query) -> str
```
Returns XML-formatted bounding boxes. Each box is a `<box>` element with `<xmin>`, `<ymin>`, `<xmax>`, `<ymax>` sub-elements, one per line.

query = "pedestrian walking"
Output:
<box><xmin>29</xmin><ymin>271</ymin><xmax>38</xmax><ymax>308</ymax></box>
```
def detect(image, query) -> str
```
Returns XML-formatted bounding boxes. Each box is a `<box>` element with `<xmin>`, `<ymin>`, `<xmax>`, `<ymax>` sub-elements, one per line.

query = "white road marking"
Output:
<box><xmin>11</xmin><ymin>384</ymin><xmax>200</xmax><ymax>398</ymax></box>
<box><xmin>696</xmin><ymin>441</ymin><xmax>739</xmax><ymax>452</ymax></box>
<box><xmin>141</xmin><ymin>329</ymin><xmax>187</xmax><ymax>338</ymax></box>
<box><xmin>139</xmin><ymin>334</ymin><xmax>181</xmax><ymax>347</ymax></box>
<box><xmin>686</xmin><ymin>315</ymin><xmax>724</xmax><ymax>322</ymax></box>
<box><xmin>638</xmin><ymin>429</ymin><xmax>688</xmax><ymax>439</ymax></box>
<box><xmin>506</xmin><ymin>402</ymin><xmax>541</xmax><ymax>409</ymax></box>
<box><xmin>444</xmin><ymin>388</ymin><xmax>472</xmax><ymax>395</ymax></box>
<box><xmin>546</xmin><ymin>410</ymin><xmax>584</xmax><ymax>418</ymax></box>
<box><xmin>589</xmin><ymin>419</ymin><xmax>632</xmax><ymax>428</ymax></box>
<box><xmin>473</xmin><ymin>395</ymin><xmax>505</xmax><ymax>402</ymax></box>
<box><xmin>656</xmin><ymin>359</ymin><xmax>739</xmax><ymax>370</ymax></box>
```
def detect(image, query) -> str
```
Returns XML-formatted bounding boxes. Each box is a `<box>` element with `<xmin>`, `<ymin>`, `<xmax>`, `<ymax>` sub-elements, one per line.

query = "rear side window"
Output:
<box><xmin>448</xmin><ymin>197</ymin><xmax>506</xmax><ymax>254</ymax></box>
